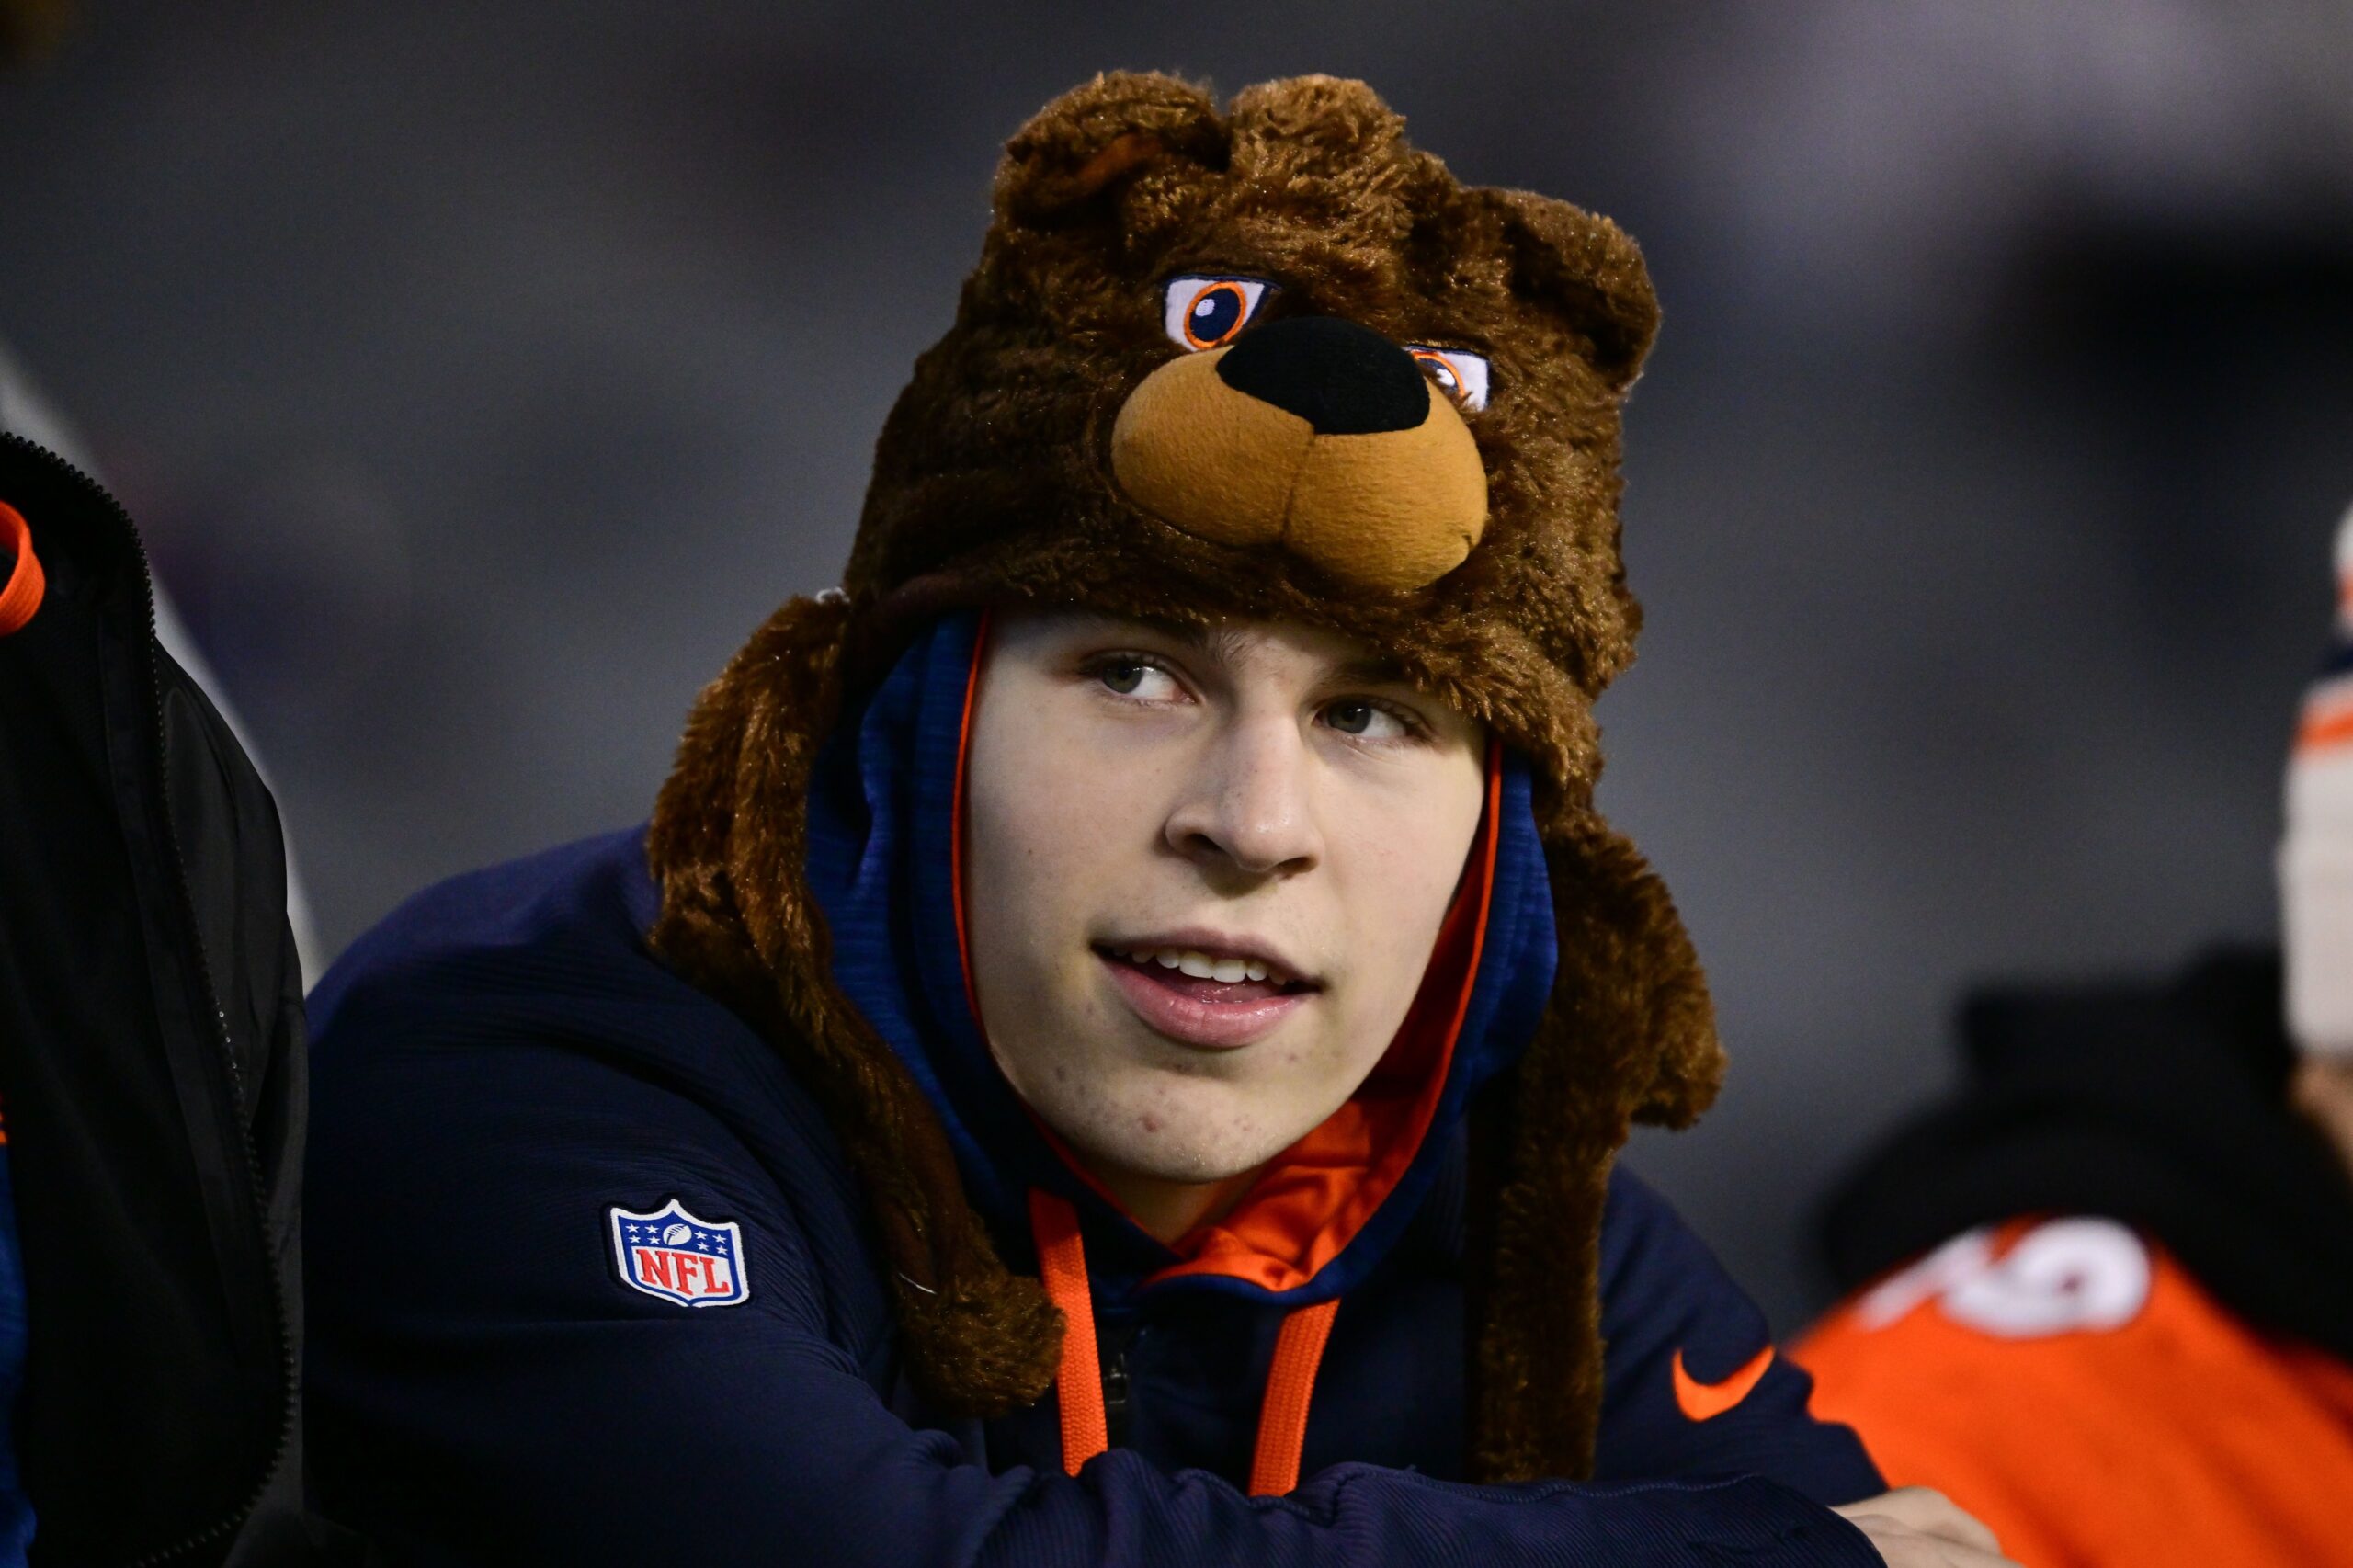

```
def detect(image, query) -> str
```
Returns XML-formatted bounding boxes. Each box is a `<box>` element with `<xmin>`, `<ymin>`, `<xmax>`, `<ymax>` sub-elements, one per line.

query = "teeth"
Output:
<box><xmin>1116</xmin><ymin>945</ymin><xmax>1290</xmax><ymax>985</ymax></box>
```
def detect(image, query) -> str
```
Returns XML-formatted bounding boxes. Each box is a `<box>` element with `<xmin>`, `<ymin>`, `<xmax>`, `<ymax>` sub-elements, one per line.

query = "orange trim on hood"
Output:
<box><xmin>949</xmin><ymin>609</ymin><xmax>992</xmax><ymax>1030</ymax></box>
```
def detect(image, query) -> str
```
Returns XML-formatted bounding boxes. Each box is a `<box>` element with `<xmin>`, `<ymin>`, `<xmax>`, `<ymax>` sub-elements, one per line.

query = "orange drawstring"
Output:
<box><xmin>1247</xmin><ymin>1296</ymin><xmax>1339</xmax><ymax>1495</ymax></box>
<box><xmin>0</xmin><ymin>502</ymin><xmax>44</xmax><ymax>638</ymax></box>
<box><xmin>1027</xmin><ymin>1189</ymin><xmax>1335</xmax><ymax>1494</ymax></box>
<box><xmin>1029</xmin><ymin>1188</ymin><xmax>1110</xmax><ymax>1474</ymax></box>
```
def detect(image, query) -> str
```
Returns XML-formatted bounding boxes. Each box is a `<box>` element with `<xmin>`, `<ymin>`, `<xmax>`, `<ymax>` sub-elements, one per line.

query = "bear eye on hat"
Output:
<box><xmin>1162</xmin><ymin>274</ymin><xmax>1277</xmax><ymax>349</ymax></box>
<box><xmin>1405</xmin><ymin>346</ymin><xmax>1489</xmax><ymax>411</ymax></box>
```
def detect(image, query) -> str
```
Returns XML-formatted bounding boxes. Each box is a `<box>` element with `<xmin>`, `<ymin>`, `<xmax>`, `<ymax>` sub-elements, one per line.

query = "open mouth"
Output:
<box><xmin>1100</xmin><ymin>942</ymin><xmax>1315</xmax><ymax>996</ymax></box>
<box><xmin>1093</xmin><ymin>941</ymin><xmax>1320</xmax><ymax>1050</ymax></box>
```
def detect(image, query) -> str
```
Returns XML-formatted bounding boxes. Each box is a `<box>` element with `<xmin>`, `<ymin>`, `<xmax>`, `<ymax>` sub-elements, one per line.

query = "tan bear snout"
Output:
<box><xmin>1109</xmin><ymin>324</ymin><xmax>1489</xmax><ymax>594</ymax></box>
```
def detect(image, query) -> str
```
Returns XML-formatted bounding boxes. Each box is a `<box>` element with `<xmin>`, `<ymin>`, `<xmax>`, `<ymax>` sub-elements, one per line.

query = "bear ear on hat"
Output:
<box><xmin>1483</xmin><ymin>187</ymin><xmax>1661</xmax><ymax>392</ymax></box>
<box><xmin>994</xmin><ymin>70</ymin><xmax>1229</xmax><ymax>225</ymax></box>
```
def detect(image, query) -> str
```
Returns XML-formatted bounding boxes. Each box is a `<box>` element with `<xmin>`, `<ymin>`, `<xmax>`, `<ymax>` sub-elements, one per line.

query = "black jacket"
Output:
<box><xmin>0</xmin><ymin>435</ymin><xmax>349</xmax><ymax>1565</ymax></box>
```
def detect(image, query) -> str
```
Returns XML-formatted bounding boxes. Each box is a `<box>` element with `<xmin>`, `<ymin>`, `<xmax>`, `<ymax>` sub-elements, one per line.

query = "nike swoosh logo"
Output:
<box><xmin>1672</xmin><ymin>1345</ymin><xmax>1775</xmax><ymax>1421</ymax></box>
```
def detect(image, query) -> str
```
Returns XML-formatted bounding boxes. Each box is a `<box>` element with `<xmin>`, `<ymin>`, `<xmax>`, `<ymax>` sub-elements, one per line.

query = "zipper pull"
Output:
<box><xmin>1102</xmin><ymin>1349</ymin><xmax>1131</xmax><ymax>1449</ymax></box>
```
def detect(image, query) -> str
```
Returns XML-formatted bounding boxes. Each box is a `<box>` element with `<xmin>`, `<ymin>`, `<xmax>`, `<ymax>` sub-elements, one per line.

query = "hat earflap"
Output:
<box><xmin>647</xmin><ymin>595</ymin><xmax>1062</xmax><ymax>1416</ymax></box>
<box><xmin>1465</xmin><ymin>810</ymin><xmax>1724</xmax><ymax>1481</ymax></box>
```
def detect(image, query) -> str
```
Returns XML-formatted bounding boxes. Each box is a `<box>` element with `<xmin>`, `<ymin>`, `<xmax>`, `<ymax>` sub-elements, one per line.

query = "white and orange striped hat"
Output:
<box><xmin>2281</xmin><ymin>504</ymin><xmax>2353</xmax><ymax>1060</ymax></box>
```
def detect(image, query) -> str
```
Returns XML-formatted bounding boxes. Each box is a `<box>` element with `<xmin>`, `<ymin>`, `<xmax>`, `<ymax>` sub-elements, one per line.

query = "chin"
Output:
<box><xmin>1111</xmin><ymin>1136</ymin><xmax>1267</xmax><ymax>1187</ymax></box>
<box><xmin>1072</xmin><ymin>1071</ymin><xmax>1305</xmax><ymax>1186</ymax></box>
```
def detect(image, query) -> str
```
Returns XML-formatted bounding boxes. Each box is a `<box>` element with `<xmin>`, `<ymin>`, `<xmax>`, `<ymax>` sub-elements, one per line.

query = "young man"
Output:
<box><xmin>1797</xmin><ymin>507</ymin><xmax>2353</xmax><ymax>1567</ymax></box>
<box><xmin>305</xmin><ymin>74</ymin><xmax>2003</xmax><ymax>1565</ymax></box>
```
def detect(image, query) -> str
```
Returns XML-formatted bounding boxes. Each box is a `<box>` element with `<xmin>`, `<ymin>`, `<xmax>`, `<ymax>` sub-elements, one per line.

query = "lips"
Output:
<box><xmin>1095</xmin><ymin>942</ymin><xmax>1317</xmax><ymax>1051</ymax></box>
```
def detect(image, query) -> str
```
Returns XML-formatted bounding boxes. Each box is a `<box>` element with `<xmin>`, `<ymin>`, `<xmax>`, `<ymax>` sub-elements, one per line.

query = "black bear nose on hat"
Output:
<box><xmin>1213</xmin><ymin>316</ymin><xmax>1433</xmax><ymax>436</ymax></box>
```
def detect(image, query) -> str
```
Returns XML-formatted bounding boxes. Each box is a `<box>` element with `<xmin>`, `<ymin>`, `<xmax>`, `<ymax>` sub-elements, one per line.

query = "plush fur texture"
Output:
<box><xmin>648</xmin><ymin>72</ymin><xmax>1724</xmax><ymax>1483</ymax></box>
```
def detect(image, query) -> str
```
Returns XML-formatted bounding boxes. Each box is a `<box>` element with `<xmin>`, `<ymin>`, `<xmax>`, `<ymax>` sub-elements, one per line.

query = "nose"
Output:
<box><xmin>1164</xmin><ymin>715</ymin><xmax>1324</xmax><ymax>880</ymax></box>
<box><xmin>1213</xmin><ymin>315</ymin><xmax>1431</xmax><ymax>436</ymax></box>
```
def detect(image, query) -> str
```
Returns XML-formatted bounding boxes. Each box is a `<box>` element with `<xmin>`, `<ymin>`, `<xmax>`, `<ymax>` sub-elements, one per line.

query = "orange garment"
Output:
<box><xmin>1796</xmin><ymin>1217</ymin><xmax>2353</xmax><ymax>1568</ymax></box>
<box><xmin>0</xmin><ymin>500</ymin><xmax>43</xmax><ymax>637</ymax></box>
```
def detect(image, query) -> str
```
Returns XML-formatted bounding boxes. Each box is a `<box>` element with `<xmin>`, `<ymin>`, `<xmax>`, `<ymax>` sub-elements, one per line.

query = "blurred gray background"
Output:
<box><xmin>5</xmin><ymin>1</ymin><xmax>2349</xmax><ymax>1329</ymax></box>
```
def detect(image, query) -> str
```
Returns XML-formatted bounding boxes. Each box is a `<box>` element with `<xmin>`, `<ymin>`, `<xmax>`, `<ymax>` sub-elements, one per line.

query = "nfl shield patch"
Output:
<box><xmin>608</xmin><ymin>1199</ymin><xmax>751</xmax><ymax>1308</ymax></box>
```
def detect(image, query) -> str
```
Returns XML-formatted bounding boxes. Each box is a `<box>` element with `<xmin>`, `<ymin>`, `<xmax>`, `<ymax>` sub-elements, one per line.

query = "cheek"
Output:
<box><xmin>961</xmin><ymin>687</ymin><xmax>1160</xmax><ymax>1043</ymax></box>
<box><xmin>965</xmin><ymin>732</ymin><xmax>1086</xmax><ymax>993</ymax></box>
<box><xmin>1323</xmin><ymin>772</ymin><xmax>1485</xmax><ymax>1043</ymax></box>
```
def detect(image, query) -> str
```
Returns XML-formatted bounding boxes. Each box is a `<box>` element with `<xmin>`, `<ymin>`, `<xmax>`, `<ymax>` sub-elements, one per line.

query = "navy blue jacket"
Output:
<box><xmin>305</xmin><ymin>617</ymin><xmax>1881</xmax><ymax>1566</ymax></box>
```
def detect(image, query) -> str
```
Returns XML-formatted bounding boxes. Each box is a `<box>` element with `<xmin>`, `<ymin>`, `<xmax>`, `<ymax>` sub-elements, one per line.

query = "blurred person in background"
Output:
<box><xmin>1796</xmin><ymin>506</ymin><xmax>2353</xmax><ymax>1566</ymax></box>
<box><xmin>2</xmin><ymin>435</ymin><xmax>351</xmax><ymax>1564</ymax></box>
<box><xmin>2</xmin><ymin>4</ymin><xmax>345</xmax><ymax>1562</ymax></box>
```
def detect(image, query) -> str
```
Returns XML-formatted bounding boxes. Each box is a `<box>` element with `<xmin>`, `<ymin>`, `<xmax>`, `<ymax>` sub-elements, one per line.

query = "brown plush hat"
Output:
<box><xmin>648</xmin><ymin>71</ymin><xmax>1723</xmax><ymax>1483</ymax></box>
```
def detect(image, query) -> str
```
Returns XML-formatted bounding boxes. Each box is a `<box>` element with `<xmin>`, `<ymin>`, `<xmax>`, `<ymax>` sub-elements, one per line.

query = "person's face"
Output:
<box><xmin>963</xmin><ymin>610</ymin><xmax>1487</xmax><ymax>1199</ymax></box>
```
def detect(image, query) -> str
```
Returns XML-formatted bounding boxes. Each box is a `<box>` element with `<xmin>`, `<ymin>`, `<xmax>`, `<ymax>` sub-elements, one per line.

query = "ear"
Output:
<box><xmin>994</xmin><ymin>71</ymin><xmax>1228</xmax><ymax>225</ymax></box>
<box><xmin>1483</xmin><ymin>188</ymin><xmax>1661</xmax><ymax>392</ymax></box>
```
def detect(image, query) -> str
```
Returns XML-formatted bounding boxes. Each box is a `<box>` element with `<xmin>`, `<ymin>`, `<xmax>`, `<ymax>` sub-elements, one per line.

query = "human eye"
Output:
<box><xmin>1083</xmin><ymin>652</ymin><xmax>1186</xmax><ymax>703</ymax></box>
<box><xmin>1319</xmin><ymin>697</ymin><xmax>1425</xmax><ymax>744</ymax></box>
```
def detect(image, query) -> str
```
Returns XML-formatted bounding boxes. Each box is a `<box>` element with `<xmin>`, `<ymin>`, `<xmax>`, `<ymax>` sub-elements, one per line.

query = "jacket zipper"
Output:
<box><xmin>2</xmin><ymin>434</ymin><xmax>301</xmax><ymax>1567</ymax></box>
<box><xmin>1102</xmin><ymin>1353</ymin><xmax>1131</xmax><ymax>1449</ymax></box>
<box><xmin>1099</xmin><ymin>1321</ymin><xmax>1137</xmax><ymax>1449</ymax></box>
